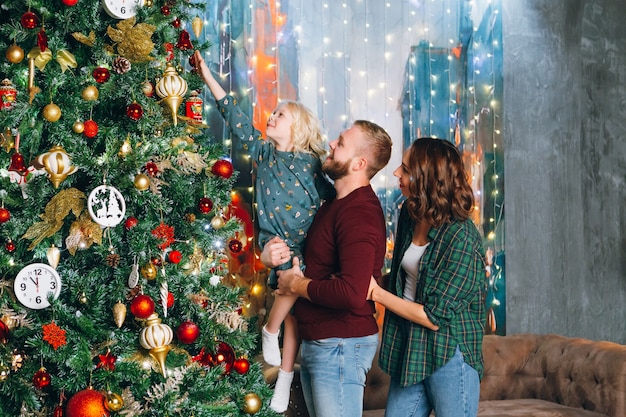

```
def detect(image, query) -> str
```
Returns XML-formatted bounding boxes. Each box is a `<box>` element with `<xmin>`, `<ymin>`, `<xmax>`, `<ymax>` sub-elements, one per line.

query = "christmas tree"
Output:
<box><xmin>0</xmin><ymin>1</ymin><xmax>278</xmax><ymax>416</ymax></box>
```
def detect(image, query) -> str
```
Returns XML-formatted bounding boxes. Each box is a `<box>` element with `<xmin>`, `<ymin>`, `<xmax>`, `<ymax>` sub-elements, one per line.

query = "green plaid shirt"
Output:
<box><xmin>379</xmin><ymin>203</ymin><xmax>487</xmax><ymax>386</ymax></box>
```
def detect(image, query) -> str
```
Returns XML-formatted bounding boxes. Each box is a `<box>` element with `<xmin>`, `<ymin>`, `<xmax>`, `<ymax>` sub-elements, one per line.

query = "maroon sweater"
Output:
<box><xmin>294</xmin><ymin>185</ymin><xmax>385</xmax><ymax>340</ymax></box>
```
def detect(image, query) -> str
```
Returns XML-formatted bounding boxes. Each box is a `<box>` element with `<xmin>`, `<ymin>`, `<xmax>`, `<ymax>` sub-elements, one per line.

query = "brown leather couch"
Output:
<box><xmin>264</xmin><ymin>334</ymin><xmax>626</xmax><ymax>417</ymax></box>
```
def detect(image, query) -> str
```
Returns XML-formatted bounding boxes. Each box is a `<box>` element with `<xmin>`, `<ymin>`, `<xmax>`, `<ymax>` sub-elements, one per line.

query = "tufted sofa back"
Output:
<box><xmin>480</xmin><ymin>334</ymin><xmax>626</xmax><ymax>417</ymax></box>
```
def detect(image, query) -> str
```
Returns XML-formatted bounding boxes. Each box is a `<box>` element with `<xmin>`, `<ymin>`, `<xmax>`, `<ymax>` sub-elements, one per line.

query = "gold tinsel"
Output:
<box><xmin>21</xmin><ymin>188</ymin><xmax>86</xmax><ymax>250</ymax></box>
<box><xmin>65</xmin><ymin>212</ymin><xmax>103</xmax><ymax>255</ymax></box>
<box><xmin>107</xmin><ymin>18</ymin><xmax>155</xmax><ymax>63</ymax></box>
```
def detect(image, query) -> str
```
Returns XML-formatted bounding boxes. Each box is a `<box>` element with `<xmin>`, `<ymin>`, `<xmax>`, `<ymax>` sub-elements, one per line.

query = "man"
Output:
<box><xmin>262</xmin><ymin>120</ymin><xmax>392</xmax><ymax>417</ymax></box>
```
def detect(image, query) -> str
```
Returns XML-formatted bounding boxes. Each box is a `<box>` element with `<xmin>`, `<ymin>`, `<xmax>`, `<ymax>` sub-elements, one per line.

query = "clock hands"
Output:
<box><xmin>30</xmin><ymin>276</ymin><xmax>40</xmax><ymax>292</ymax></box>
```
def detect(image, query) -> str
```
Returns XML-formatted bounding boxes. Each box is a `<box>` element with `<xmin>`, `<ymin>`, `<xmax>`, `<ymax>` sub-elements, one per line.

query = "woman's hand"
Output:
<box><xmin>260</xmin><ymin>236</ymin><xmax>291</xmax><ymax>268</ymax></box>
<box><xmin>367</xmin><ymin>276</ymin><xmax>380</xmax><ymax>301</ymax></box>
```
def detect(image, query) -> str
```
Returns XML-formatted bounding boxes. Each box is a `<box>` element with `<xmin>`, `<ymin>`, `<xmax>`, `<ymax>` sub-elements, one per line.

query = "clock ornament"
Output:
<box><xmin>14</xmin><ymin>263</ymin><xmax>62</xmax><ymax>309</ymax></box>
<box><xmin>102</xmin><ymin>0</ymin><xmax>145</xmax><ymax>19</ymax></box>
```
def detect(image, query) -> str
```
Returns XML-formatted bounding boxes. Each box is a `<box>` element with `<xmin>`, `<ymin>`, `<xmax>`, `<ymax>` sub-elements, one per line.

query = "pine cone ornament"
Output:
<box><xmin>106</xmin><ymin>253</ymin><xmax>121</xmax><ymax>267</ymax></box>
<box><xmin>113</xmin><ymin>57</ymin><xmax>131</xmax><ymax>74</ymax></box>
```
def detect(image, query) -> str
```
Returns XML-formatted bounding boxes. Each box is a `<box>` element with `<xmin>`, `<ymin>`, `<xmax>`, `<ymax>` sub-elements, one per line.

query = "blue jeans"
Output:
<box><xmin>385</xmin><ymin>346</ymin><xmax>480</xmax><ymax>417</ymax></box>
<box><xmin>300</xmin><ymin>334</ymin><xmax>378</xmax><ymax>417</ymax></box>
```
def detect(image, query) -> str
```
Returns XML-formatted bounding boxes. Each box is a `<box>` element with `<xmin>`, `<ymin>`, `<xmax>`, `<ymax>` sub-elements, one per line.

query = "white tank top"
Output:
<box><xmin>401</xmin><ymin>242</ymin><xmax>429</xmax><ymax>302</ymax></box>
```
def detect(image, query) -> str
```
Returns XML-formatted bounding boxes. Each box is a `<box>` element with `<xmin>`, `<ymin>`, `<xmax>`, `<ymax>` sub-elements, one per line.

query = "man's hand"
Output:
<box><xmin>276</xmin><ymin>257</ymin><xmax>310</xmax><ymax>298</ymax></box>
<box><xmin>260</xmin><ymin>236</ymin><xmax>291</xmax><ymax>268</ymax></box>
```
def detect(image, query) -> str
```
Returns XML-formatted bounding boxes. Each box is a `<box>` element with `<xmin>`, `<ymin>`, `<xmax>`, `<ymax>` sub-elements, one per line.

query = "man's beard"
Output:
<box><xmin>323</xmin><ymin>157</ymin><xmax>351</xmax><ymax>180</ymax></box>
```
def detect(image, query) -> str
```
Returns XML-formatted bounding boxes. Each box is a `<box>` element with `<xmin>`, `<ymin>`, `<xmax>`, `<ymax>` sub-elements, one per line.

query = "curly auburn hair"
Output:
<box><xmin>280</xmin><ymin>100</ymin><xmax>327</xmax><ymax>159</ymax></box>
<box><xmin>403</xmin><ymin>138</ymin><xmax>474</xmax><ymax>227</ymax></box>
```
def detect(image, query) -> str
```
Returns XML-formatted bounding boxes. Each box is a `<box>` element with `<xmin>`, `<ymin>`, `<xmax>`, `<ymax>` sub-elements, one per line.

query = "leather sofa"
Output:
<box><xmin>264</xmin><ymin>333</ymin><xmax>626</xmax><ymax>417</ymax></box>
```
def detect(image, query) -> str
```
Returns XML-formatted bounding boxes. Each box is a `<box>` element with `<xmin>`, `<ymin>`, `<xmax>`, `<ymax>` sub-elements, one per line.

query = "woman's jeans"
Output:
<box><xmin>385</xmin><ymin>346</ymin><xmax>480</xmax><ymax>417</ymax></box>
<box><xmin>300</xmin><ymin>334</ymin><xmax>378</xmax><ymax>417</ymax></box>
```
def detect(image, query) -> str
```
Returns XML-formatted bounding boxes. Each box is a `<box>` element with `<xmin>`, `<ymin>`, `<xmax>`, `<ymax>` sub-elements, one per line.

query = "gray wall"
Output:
<box><xmin>503</xmin><ymin>0</ymin><xmax>626</xmax><ymax>344</ymax></box>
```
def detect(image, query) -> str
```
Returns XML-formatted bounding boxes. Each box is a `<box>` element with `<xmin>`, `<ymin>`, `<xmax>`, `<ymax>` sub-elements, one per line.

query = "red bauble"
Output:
<box><xmin>21</xmin><ymin>11</ymin><xmax>39</xmax><ymax>29</ymax></box>
<box><xmin>161</xmin><ymin>5</ymin><xmax>171</xmax><ymax>15</ymax></box>
<box><xmin>176</xmin><ymin>321</ymin><xmax>200</xmax><ymax>344</ymax></box>
<box><xmin>168</xmin><ymin>250</ymin><xmax>182</xmax><ymax>264</ymax></box>
<box><xmin>130</xmin><ymin>294</ymin><xmax>155</xmax><ymax>319</ymax></box>
<box><xmin>5</xmin><ymin>240</ymin><xmax>16</xmax><ymax>252</ymax></box>
<box><xmin>233</xmin><ymin>357</ymin><xmax>250</xmax><ymax>375</ymax></box>
<box><xmin>213</xmin><ymin>341</ymin><xmax>236</xmax><ymax>374</ymax></box>
<box><xmin>171</xmin><ymin>18</ymin><xmax>181</xmax><ymax>28</ymax></box>
<box><xmin>198</xmin><ymin>197</ymin><xmax>213</xmax><ymax>214</ymax></box>
<box><xmin>0</xmin><ymin>320</ymin><xmax>9</xmax><ymax>343</ymax></box>
<box><xmin>144</xmin><ymin>162</ymin><xmax>158</xmax><ymax>176</ymax></box>
<box><xmin>33</xmin><ymin>368</ymin><xmax>52</xmax><ymax>389</ymax></box>
<box><xmin>83</xmin><ymin>119</ymin><xmax>98</xmax><ymax>138</ymax></box>
<box><xmin>124</xmin><ymin>217</ymin><xmax>138</xmax><ymax>230</ymax></box>
<box><xmin>126</xmin><ymin>102</ymin><xmax>143</xmax><ymax>121</ymax></box>
<box><xmin>151</xmin><ymin>256</ymin><xmax>163</xmax><ymax>267</ymax></box>
<box><xmin>166</xmin><ymin>292</ymin><xmax>175</xmax><ymax>308</ymax></box>
<box><xmin>211</xmin><ymin>159</ymin><xmax>234</xmax><ymax>179</ymax></box>
<box><xmin>92</xmin><ymin>67</ymin><xmax>110</xmax><ymax>84</ymax></box>
<box><xmin>0</xmin><ymin>208</ymin><xmax>10</xmax><ymax>224</ymax></box>
<box><xmin>228</xmin><ymin>239</ymin><xmax>243</xmax><ymax>254</ymax></box>
<box><xmin>66</xmin><ymin>388</ymin><xmax>110</xmax><ymax>417</ymax></box>
<box><xmin>62</xmin><ymin>0</ymin><xmax>79</xmax><ymax>6</ymax></box>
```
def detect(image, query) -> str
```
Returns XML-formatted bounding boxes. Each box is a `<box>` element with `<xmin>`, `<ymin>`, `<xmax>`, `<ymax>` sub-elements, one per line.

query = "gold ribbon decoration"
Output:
<box><xmin>27</xmin><ymin>47</ymin><xmax>52</xmax><ymax>71</ymax></box>
<box><xmin>72</xmin><ymin>31</ymin><xmax>96</xmax><ymax>47</ymax></box>
<box><xmin>56</xmin><ymin>50</ymin><xmax>77</xmax><ymax>73</ymax></box>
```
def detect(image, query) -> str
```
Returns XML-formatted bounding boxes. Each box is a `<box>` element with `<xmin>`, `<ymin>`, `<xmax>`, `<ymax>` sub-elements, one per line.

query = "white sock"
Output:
<box><xmin>270</xmin><ymin>369</ymin><xmax>294</xmax><ymax>413</ymax></box>
<box><xmin>262</xmin><ymin>325</ymin><xmax>282</xmax><ymax>366</ymax></box>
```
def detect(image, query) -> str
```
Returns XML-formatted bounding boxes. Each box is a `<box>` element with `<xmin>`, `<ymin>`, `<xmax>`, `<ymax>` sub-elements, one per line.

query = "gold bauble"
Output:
<box><xmin>72</xmin><ymin>120</ymin><xmax>85</xmax><ymax>134</ymax></box>
<box><xmin>242</xmin><ymin>393</ymin><xmax>262</xmax><ymax>414</ymax></box>
<box><xmin>211</xmin><ymin>216</ymin><xmax>225</xmax><ymax>229</ymax></box>
<box><xmin>6</xmin><ymin>44</ymin><xmax>25</xmax><ymax>64</ymax></box>
<box><xmin>78</xmin><ymin>292</ymin><xmax>88</xmax><ymax>304</ymax></box>
<box><xmin>81</xmin><ymin>85</ymin><xmax>99</xmax><ymax>101</ymax></box>
<box><xmin>145</xmin><ymin>0</ymin><xmax>153</xmax><ymax>6</ymax></box>
<box><xmin>105</xmin><ymin>391</ymin><xmax>124</xmax><ymax>412</ymax></box>
<box><xmin>140</xmin><ymin>263</ymin><xmax>157</xmax><ymax>280</ymax></box>
<box><xmin>134</xmin><ymin>173</ymin><xmax>150</xmax><ymax>191</ymax></box>
<box><xmin>112</xmin><ymin>301</ymin><xmax>127</xmax><ymax>328</ymax></box>
<box><xmin>43</xmin><ymin>103</ymin><xmax>62</xmax><ymax>122</ymax></box>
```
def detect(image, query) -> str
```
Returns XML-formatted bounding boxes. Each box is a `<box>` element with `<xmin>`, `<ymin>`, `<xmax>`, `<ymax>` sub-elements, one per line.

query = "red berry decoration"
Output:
<box><xmin>166</xmin><ymin>292</ymin><xmax>175</xmax><ymax>308</ymax></box>
<box><xmin>21</xmin><ymin>11</ymin><xmax>39</xmax><ymax>29</ymax></box>
<box><xmin>211</xmin><ymin>159</ymin><xmax>234</xmax><ymax>179</ymax></box>
<box><xmin>83</xmin><ymin>119</ymin><xmax>98</xmax><ymax>138</ymax></box>
<box><xmin>62</xmin><ymin>0</ymin><xmax>79</xmax><ymax>6</ymax></box>
<box><xmin>33</xmin><ymin>367</ymin><xmax>52</xmax><ymax>390</ymax></box>
<box><xmin>0</xmin><ymin>320</ymin><xmax>9</xmax><ymax>343</ymax></box>
<box><xmin>92</xmin><ymin>67</ymin><xmax>110</xmax><ymax>84</ymax></box>
<box><xmin>213</xmin><ymin>341</ymin><xmax>236</xmax><ymax>374</ymax></box>
<box><xmin>130</xmin><ymin>294</ymin><xmax>155</xmax><ymax>319</ymax></box>
<box><xmin>144</xmin><ymin>162</ymin><xmax>158</xmax><ymax>176</ymax></box>
<box><xmin>198</xmin><ymin>197</ymin><xmax>213</xmax><ymax>214</ymax></box>
<box><xmin>168</xmin><ymin>250</ymin><xmax>182</xmax><ymax>264</ymax></box>
<box><xmin>5</xmin><ymin>240</ymin><xmax>16</xmax><ymax>252</ymax></box>
<box><xmin>126</xmin><ymin>102</ymin><xmax>143</xmax><ymax>121</ymax></box>
<box><xmin>124</xmin><ymin>216</ymin><xmax>138</xmax><ymax>230</ymax></box>
<box><xmin>176</xmin><ymin>321</ymin><xmax>200</xmax><ymax>344</ymax></box>
<box><xmin>228</xmin><ymin>238</ymin><xmax>243</xmax><ymax>254</ymax></box>
<box><xmin>0</xmin><ymin>207</ymin><xmax>10</xmax><ymax>224</ymax></box>
<box><xmin>233</xmin><ymin>357</ymin><xmax>250</xmax><ymax>375</ymax></box>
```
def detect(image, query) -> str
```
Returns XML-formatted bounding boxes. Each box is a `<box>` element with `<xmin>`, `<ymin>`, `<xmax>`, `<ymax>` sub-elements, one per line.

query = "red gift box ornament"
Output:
<box><xmin>185</xmin><ymin>90</ymin><xmax>203</xmax><ymax>123</ymax></box>
<box><xmin>0</xmin><ymin>79</ymin><xmax>17</xmax><ymax>110</ymax></box>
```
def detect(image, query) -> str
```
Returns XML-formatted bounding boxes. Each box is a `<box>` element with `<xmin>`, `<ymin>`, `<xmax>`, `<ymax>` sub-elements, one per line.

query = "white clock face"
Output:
<box><xmin>102</xmin><ymin>0</ymin><xmax>145</xmax><ymax>19</ymax></box>
<box><xmin>14</xmin><ymin>263</ymin><xmax>62</xmax><ymax>310</ymax></box>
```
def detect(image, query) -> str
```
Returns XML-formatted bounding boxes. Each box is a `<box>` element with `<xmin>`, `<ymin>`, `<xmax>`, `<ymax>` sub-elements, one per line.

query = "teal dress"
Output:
<box><xmin>216</xmin><ymin>95</ymin><xmax>335</xmax><ymax>287</ymax></box>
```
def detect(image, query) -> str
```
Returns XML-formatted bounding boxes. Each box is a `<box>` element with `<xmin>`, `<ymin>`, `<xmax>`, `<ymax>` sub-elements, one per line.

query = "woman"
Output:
<box><xmin>368</xmin><ymin>137</ymin><xmax>487</xmax><ymax>417</ymax></box>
